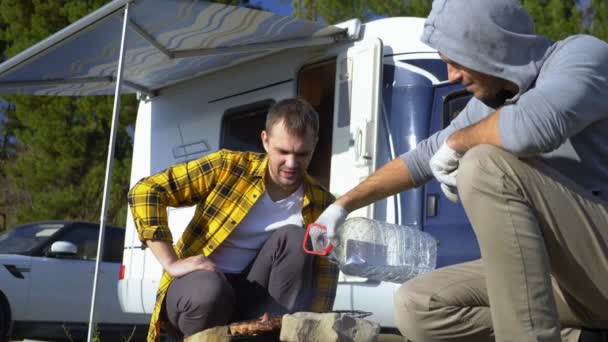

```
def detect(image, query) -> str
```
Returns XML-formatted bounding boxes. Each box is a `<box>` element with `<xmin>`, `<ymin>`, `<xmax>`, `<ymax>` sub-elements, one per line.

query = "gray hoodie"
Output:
<box><xmin>400</xmin><ymin>0</ymin><xmax>608</xmax><ymax>202</ymax></box>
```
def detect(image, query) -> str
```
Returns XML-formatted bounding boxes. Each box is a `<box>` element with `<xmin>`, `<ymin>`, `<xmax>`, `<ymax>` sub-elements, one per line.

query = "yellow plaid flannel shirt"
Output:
<box><xmin>128</xmin><ymin>149</ymin><xmax>338</xmax><ymax>342</ymax></box>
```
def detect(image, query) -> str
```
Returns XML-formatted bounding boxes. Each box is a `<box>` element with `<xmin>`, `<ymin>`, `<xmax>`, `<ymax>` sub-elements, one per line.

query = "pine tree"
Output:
<box><xmin>288</xmin><ymin>0</ymin><xmax>431</xmax><ymax>23</ymax></box>
<box><xmin>0</xmin><ymin>0</ymin><xmax>265</xmax><ymax>228</ymax></box>
<box><xmin>286</xmin><ymin>0</ymin><xmax>608</xmax><ymax>44</ymax></box>
<box><xmin>590</xmin><ymin>0</ymin><xmax>608</xmax><ymax>41</ymax></box>
<box><xmin>0</xmin><ymin>0</ymin><xmax>135</xmax><ymax>226</ymax></box>
<box><xmin>522</xmin><ymin>0</ymin><xmax>582</xmax><ymax>40</ymax></box>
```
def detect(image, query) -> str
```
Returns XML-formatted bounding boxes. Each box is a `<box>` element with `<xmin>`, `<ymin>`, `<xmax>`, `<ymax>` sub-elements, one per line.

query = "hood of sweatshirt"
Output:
<box><xmin>421</xmin><ymin>0</ymin><xmax>554</xmax><ymax>105</ymax></box>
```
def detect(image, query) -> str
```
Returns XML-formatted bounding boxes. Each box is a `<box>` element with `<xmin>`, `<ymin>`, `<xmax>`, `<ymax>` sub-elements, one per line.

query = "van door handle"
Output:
<box><xmin>353</xmin><ymin>128</ymin><xmax>371</xmax><ymax>166</ymax></box>
<box><xmin>426</xmin><ymin>194</ymin><xmax>437</xmax><ymax>217</ymax></box>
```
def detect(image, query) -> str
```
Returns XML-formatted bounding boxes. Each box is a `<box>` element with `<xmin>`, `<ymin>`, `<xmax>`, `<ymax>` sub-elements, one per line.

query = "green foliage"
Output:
<box><xmin>0</xmin><ymin>99</ymin><xmax>20</xmax><ymax>228</ymax></box>
<box><xmin>368</xmin><ymin>0</ymin><xmax>431</xmax><ymax>18</ymax></box>
<box><xmin>590</xmin><ymin>0</ymin><xmax>608</xmax><ymax>41</ymax></box>
<box><xmin>522</xmin><ymin>0</ymin><xmax>582</xmax><ymax>40</ymax></box>
<box><xmin>288</xmin><ymin>0</ymin><xmax>431</xmax><ymax>23</ymax></box>
<box><xmin>288</xmin><ymin>0</ymin><xmax>607</xmax><ymax>45</ymax></box>
<box><xmin>2</xmin><ymin>93</ymin><xmax>136</xmax><ymax>225</ymax></box>
<box><xmin>0</xmin><ymin>0</ymin><xmax>135</xmax><ymax>226</ymax></box>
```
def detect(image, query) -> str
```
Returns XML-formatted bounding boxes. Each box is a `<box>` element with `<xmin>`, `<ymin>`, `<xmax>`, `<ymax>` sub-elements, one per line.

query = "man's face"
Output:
<box><xmin>440</xmin><ymin>53</ymin><xmax>513</xmax><ymax>101</ymax></box>
<box><xmin>262</xmin><ymin>119</ymin><xmax>317</xmax><ymax>193</ymax></box>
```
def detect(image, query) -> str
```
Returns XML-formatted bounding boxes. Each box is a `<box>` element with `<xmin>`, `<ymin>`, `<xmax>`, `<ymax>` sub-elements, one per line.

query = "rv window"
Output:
<box><xmin>401</xmin><ymin>59</ymin><xmax>448</xmax><ymax>82</ymax></box>
<box><xmin>220</xmin><ymin>100</ymin><xmax>275</xmax><ymax>153</ymax></box>
<box><xmin>442</xmin><ymin>90</ymin><xmax>472</xmax><ymax>128</ymax></box>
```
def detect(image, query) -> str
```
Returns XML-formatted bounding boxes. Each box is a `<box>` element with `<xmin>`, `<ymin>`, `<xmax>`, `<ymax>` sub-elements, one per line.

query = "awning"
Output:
<box><xmin>0</xmin><ymin>0</ymin><xmax>350</xmax><ymax>97</ymax></box>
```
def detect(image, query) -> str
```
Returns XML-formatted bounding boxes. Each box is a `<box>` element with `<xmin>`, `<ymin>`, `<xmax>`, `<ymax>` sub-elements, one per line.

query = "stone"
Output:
<box><xmin>377</xmin><ymin>333</ymin><xmax>405</xmax><ymax>342</ymax></box>
<box><xmin>280</xmin><ymin>312</ymin><xmax>380</xmax><ymax>342</ymax></box>
<box><xmin>184</xmin><ymin>325</ymin><xmax>230</xmax><ymax>342</ymax></box>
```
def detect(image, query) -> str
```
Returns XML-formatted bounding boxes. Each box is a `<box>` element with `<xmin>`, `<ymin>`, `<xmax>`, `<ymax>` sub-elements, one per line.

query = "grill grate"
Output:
<box><xmin>330</xmin><ymin>310</ymin><xmax>374</xmax><ymax>319</ymax></box>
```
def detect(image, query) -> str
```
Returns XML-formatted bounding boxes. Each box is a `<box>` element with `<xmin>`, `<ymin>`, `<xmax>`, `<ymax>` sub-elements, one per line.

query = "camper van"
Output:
<box><xmin>115</xmin><ymin>9</ymin><xmax>479</xmax><ymax>329</ymax></box>
<box><xmin>0</xmin><ymin>0</ymin><xmax>480</xmax><ymax>333</ymax></box>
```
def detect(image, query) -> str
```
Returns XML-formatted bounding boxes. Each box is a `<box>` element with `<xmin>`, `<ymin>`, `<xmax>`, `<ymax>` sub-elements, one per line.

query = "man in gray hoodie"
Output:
<box><xmin>312</xmin><ymin>0</ymin><xmax>608</xmax><ymax>341</ymax></box>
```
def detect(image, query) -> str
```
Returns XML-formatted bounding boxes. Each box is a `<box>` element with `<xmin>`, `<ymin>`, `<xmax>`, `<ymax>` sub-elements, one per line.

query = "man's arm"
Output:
<box><xmin>335</xmin><ymin>158</ymin><xmax>415</xmax><ymax>212</ymax></box>
<box><xmin>315</xmin><ymin>102</ymin><xmax>495</xmax><ymax>235</ymax></box>
<box><xmin>313</xmin><ymin>158</ymin><xmax>416</xmax><ymax>241</ymax></box>
<box><xmin>446</xmin><ymin>109</ymin><xmax>502</xmax><ymax>153</ymax></box>
<box><xmin>146</xmin><ymin>240</ymin><xmax>219</xmax><ymax>278</ymax></box>
<box><xmin>129</xmin><ymin>151</ymin><xmax>224</xmax><ymax>277</ymax></box>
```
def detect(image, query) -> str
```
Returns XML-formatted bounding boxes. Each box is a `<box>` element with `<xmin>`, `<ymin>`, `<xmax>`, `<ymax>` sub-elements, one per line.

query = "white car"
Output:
<box><xmin>0</xmin><ymin>221</ymin><xmax>149</xmax><ymax>341</ymax></box>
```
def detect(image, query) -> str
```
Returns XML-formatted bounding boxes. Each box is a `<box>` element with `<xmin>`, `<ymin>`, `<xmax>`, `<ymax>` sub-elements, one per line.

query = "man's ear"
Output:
<box><xmin>261</xmin><ymin>130</ymin><xmax>269</xmax><ymax>152</ymax></box>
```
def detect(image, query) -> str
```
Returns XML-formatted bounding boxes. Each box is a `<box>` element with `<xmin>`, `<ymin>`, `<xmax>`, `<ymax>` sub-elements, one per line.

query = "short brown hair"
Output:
<box><xmin>265</xmin><ymin>98</ymin><xmax>319</xmax><ymax>137</ymax></box>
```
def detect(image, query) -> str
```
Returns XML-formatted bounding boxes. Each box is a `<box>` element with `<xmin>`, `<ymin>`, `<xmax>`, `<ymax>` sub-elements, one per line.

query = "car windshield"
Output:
<box><xmin>0</xmin><ymin>223</ymin><xmax>64</xmax><ymax>254</ymax></box>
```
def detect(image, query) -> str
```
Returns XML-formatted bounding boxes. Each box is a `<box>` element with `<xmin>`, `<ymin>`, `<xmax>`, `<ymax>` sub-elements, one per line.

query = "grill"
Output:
<box><xmin>226</xmin><ymin>310</ymin><xmax>374</xmax><ymax>341</ymax></box>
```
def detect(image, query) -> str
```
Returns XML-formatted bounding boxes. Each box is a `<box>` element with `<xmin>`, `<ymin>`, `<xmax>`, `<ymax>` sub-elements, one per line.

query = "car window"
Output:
<box><xmin>0</xmin><ymin>223</ymin><xmax>64</xmax><ymax>254</ymax></box>
<box><xmin>103</xmin><ymin>227</ymin><xmax>125</xmax><ymax>263</ymax></box>
<box><xmin>44</xmin><ymin>224</ymin><xmax>125</xmax><ymax>262</ymax></box>
<box><xmin>443</xmin><ymin>90</ymin><xmax>472</xmax><ymax>128</ymax></box>
<box><xmin>50</xmin><ymin>225</ymin><xmax>99</xmax><ymax>261</ymax></box>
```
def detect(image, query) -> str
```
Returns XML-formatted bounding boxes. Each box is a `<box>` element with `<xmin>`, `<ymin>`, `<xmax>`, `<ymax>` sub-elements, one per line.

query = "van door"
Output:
<box><xmin>424</xmin><ymin>86</ymin><xmax>481</xmax><ymax>267</ymax></box>
<box><xmin>330</xmin><ymin>38</ymin><xmax>396</xmax><ymax>324</ymax></box>
<box><xmin>330</xmin><ymin>38</ymin><xmax>383</xmax><ymax>218</ymax></box>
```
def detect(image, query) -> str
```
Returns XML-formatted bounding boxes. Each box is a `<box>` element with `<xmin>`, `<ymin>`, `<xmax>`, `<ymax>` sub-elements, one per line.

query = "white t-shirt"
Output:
<box><xmin>208</xmin><ymin>185</ymin><xmax>304</xmax><ymax>273</ymax></box>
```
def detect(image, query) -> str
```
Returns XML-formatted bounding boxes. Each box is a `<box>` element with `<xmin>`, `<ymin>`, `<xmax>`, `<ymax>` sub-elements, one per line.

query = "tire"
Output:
<box><xmin>0</xmin><ymin>297</ymin><xmax>9</xmax><ymax>342</ymax></box>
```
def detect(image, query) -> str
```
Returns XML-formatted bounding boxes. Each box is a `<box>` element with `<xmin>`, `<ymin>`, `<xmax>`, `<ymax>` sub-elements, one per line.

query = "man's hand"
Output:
<box><xmin>441</xmin><ymin>183</ymin><xmax>460</xmax><ymax>203</ymax></box>
<box><xmin>165</xmin><ymin>255</ymin><xmax>221</xmax><ymax>278</ymax></box>
<box><xmin>310</xmin><ymin>204</ymin><xmax>348</xmax><ymax>249</ymax></box>
<box><xmin>309</xmin><ymin>225</ymin><xmax>331</xmax><ymax>252</ymax></box>
<box><xmin>430</xmin><ymin>142</ymin><xmax>463</xmax><ymax>202</ymax></box>
<box><xmin>430</xmin><ymin>142</ymin><xmax>463</xmax><ymax>188</ymax></box>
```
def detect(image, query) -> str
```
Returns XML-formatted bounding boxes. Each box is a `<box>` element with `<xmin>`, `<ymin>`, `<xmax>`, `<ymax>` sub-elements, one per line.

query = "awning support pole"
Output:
<box><xmin>87</xmin><ymin>2</ymin><xmax>130</xmax><ymax>342</ymax></box>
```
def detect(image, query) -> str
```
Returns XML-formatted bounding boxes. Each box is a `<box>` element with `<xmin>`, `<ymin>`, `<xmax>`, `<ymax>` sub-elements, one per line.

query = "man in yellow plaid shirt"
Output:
<box><xmin>128</xmin><ymin>98</ymin><xmax>340</xmax><ymax>341</ymax></box>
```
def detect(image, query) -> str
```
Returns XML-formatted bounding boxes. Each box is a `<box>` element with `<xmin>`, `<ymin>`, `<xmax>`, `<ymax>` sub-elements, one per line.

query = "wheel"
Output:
<box><xmin>0</xmin><ymin>300</ymin><xmax>8</xmax><ymax>342</ymax></box>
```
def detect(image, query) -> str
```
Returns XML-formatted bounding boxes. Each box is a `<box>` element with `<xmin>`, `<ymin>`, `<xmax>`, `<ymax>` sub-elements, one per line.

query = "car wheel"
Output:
<box><xmin>0</xmin><ymin>299</ymin><xmax>8</xmax><ymax>342</ymax></box>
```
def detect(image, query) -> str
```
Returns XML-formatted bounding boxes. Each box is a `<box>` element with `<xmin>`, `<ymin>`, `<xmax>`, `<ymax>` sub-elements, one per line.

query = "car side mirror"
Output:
<box><xmin>48</xmin><ymin>241</ymin><xmax>78</xmax><ymax>258</ymax></box>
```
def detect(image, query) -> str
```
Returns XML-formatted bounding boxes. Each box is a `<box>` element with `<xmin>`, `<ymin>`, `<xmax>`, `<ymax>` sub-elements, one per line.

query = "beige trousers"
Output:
<box><xmin>394</xmin><ymin>145</ymin><xmax>608</xmax><ymax>342</ymax></box>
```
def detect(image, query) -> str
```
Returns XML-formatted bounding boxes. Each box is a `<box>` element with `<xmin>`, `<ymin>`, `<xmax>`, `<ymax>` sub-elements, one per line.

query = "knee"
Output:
<box><xmin>457</xmin><ymin>144</ymin><xmax>512</xmax><ymax>202</ymax></box>
<box><xmin>273</xmin><ymin>224</ymin><xmax>306</xmax><ymax>243</ymax></box>
<box><xmin>394</xmin><ymin>277</ymin><xmax>432</xmax><ymax>341</ymax></box>
<box><xmin>272</xmin><ymin>225</ymin><xmax>310</xmax><ymax>258</ymax></box>
<box><xmin>178</xmin><ymin>271</ymin><xmax>235</xmax><ymax>314</ymax></box>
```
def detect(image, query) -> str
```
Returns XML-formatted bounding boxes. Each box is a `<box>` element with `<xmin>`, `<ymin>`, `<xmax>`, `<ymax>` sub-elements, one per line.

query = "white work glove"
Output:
<box><xmin>430</xmin><ymin>142</ymin><xmax>463</xmax><ymax>202</ymax></box>
<box><xmin>309</xmin><ymin>203</ymin><xmax>348</xmax><ymax>251</ymax></box>
<box><xmin>441</xmin><ymin>183</ymin><xmax>460</xmax><ymax>203</ymax></box>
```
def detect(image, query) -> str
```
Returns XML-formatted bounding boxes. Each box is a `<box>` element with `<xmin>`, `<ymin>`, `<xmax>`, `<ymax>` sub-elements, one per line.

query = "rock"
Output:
<box><xmin>377</xmin><ymin>333</ymin><xmax>405</xmax><ymax>342</ymax></box>
<box><xmin>280</xmin><ymin>312</ymin><xmax>380</xmax><ymax>342</ymax></box>
<box><xmin>184</xmin><ymin>325</ymin><xmax>230</xmax><ymax>342</ymax></box>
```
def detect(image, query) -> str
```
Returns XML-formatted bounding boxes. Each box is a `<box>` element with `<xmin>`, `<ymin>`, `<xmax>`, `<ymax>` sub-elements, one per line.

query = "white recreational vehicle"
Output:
<box><xmin>0</xmin><ymin>0</ymin><xmax>479</xmax><ymax>336</ymax></box>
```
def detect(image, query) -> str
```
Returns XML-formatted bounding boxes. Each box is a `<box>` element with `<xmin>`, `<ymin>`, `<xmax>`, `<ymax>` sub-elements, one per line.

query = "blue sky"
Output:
<box><xmin>255</xmin><ymin>0</ymin><xmax>293</xmax><ymax>16</ymax></box>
